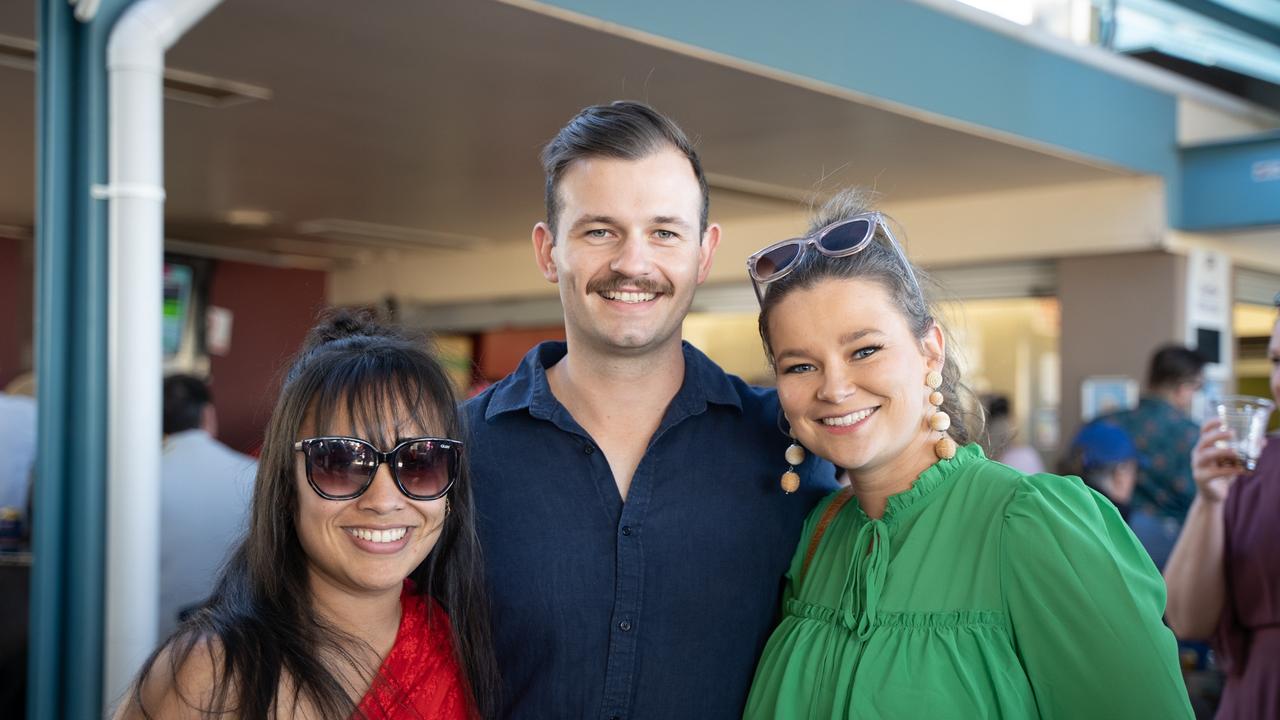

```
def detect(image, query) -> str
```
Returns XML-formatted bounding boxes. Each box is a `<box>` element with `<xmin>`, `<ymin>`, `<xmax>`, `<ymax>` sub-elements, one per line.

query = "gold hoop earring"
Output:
<box><xmin>926</xmin><ymin>371</ymin><xmax>957</xmax><ymax>460</ymax></box>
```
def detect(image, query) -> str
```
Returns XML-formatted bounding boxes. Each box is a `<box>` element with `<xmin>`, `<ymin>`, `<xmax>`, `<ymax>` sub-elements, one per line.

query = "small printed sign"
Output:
<box><xmin>206</xmin><ymin>306</ymin><xmax>233</xmax><ymax>356</ymax></box>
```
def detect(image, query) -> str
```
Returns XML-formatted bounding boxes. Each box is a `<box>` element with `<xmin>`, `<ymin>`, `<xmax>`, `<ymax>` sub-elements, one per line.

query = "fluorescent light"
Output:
<box><xmin>296</xmin><ymin>219</ymin><xmax>490</xmax><ymax>251</ymax></box>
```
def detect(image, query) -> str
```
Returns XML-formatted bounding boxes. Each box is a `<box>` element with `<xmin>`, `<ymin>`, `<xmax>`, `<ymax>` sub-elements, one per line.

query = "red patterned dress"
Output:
<box><xmin>356</xmin><ymin>583</ymin><xmax>473</xmax><ymax>719</ymax></box>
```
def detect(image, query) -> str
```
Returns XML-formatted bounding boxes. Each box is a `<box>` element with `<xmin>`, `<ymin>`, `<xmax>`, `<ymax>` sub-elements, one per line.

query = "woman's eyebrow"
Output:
<box><xmin>839</xmin><ymin>329</ymin><xmax>883</xmax><ymax>344</ymax></box>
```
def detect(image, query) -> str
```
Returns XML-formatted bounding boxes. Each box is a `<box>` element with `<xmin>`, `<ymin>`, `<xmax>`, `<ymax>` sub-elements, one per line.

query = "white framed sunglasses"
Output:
<box><xmin>746</xmin><ymin>212</ymin><xmax>921</xmax><ymax>303</ymax></box>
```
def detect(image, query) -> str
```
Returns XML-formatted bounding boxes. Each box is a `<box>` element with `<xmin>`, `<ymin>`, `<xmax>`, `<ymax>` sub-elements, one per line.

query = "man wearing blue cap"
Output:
<box><xmin>1066</xmin><ymin>420</ymin><xmax>1139</xmax><ymax>519</ymax></box>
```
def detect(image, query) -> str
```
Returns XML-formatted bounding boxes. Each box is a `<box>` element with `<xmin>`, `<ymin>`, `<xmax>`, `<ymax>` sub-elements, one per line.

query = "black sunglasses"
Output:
<box><xmin>745</xmin><ymin>212</ymin><xmax>921</xmax><ymax>303</ymax></box>
<box><xmin>293</xmin><ymin>436</ymin><xmax>461</xmax><ymax>501</ymax></box>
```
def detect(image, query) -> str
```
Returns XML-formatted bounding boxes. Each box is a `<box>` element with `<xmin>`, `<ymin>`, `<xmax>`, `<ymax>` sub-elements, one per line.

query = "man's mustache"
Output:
<box><xmin>586</xmin><ymin>274</ymin><xmax>672</xmax><ymax>296</ymax></box>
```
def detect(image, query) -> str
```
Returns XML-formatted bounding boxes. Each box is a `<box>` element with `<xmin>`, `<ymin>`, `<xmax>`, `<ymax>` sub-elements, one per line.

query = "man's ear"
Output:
<box><xmin>696</xmin><ymin>223</ymin><xmax>721</xmax><ymax>284</ymax></box>
<box><xmin>533</xmin><ymin>222</ymin><xmax>558</xmax><ymax>283</ymax></box>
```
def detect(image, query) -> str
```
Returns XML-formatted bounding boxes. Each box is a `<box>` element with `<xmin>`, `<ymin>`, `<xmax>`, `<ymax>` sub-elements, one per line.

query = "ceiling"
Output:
<box><xmin>0</xmin><ymin>0</ymin><xmax>1130</xmax><ymax>266</ymax></box>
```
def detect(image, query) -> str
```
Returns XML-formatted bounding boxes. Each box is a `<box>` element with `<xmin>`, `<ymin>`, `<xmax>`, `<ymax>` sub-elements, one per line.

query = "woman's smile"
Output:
<box><xmin>816</xmin><ymin>406</ymin><xmax>878</xmax><ymax>432</ymax></box>
<box><xmin>343</xmin><ymin>524</ymin><xmax>415</xmax><ymax>554</ymax></box>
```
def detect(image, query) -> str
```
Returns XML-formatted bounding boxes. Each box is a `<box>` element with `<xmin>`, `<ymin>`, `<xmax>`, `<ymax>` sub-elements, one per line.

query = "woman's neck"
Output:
<box><xmin>307</xmin><ymin>572</ymin><xmax>404</xmax><ymax>658</ymax></box>
<box><xmin>846</xmin><ymin>436</ymin><xmax>942</xmax><ymax>520</ymax></box>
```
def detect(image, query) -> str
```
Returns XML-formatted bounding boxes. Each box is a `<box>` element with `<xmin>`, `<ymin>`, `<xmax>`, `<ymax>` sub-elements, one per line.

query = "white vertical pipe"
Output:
<box><xmin>103</xmin><ymin>0</ymin><xmax>222</xmax><ymax>710</ymax></box>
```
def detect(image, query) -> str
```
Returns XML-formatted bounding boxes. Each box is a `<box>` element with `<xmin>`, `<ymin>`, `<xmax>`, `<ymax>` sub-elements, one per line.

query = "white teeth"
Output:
<box><xmin>820</xmin><ymin>408</ymin><xmax>875</xmax><ymax>427</ymax></box>
<box><xmin>347</xmin><ymin>527</ymin><xmax>408</xmax><ymax>543</ymax></box>
<box><xmin>601</xmin><ymin>290</ymin><xmax>657</xmax><ymax>303</ymax></box>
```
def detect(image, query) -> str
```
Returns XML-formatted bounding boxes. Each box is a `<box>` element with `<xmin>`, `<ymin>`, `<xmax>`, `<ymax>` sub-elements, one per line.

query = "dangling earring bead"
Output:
<box><xmin>781</xmin><ymin>434</ymin><xmax>805</xmax><ymax>494</ymax></box>
<box><xmin>785</xmin><ymin>442</ymin><xmax>806</xmax><ymax>466</ymax></box>
<box><xmin>926</xmin><ymin>371</ymin><xmax>957</xmax><ymax>460</ymax></box>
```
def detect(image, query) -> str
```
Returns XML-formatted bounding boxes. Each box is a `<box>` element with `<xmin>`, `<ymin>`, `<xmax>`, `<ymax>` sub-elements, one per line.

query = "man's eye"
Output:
<box><xmin>655</xmin><ymin>229</ymin><xmax>678</xmax><ymax>240</ymax></box>
<box><xmin>586</xmin><ymin>229</ymin><xmax>610</xmax><ymax>238</ymax></box>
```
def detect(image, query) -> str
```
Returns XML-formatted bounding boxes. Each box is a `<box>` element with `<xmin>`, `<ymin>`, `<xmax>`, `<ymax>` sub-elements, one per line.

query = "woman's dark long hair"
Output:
<box><xmin>132</xmin><ymin>310</ymin><xmax>498</xmax><ymax>718</ymax></box>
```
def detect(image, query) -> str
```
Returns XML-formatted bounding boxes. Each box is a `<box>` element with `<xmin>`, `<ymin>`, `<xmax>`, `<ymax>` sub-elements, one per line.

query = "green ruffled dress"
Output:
<box><xmin>744</xmin><ymin>444</ymin><xmax>1192</xmax><ymax>719</ymax></box>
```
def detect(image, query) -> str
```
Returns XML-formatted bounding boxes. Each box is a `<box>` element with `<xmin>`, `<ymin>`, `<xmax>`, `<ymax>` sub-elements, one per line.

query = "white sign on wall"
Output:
<box><xmin>1184</xmin><ymin>247</ymin><xmax>1232</xmax><ymax>415</ymax></box>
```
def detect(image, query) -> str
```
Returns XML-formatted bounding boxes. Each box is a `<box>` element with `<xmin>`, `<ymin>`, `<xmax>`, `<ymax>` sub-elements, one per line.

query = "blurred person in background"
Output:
<box><xmin>743</xmin><ymin>189</ymin><xmax>1191</xmax><ymax>719</ymax></box>
<box><xmin>119</xmin><ymin>312</ymin><xmax>497</xmax><ymax>718</ymax></box>
<box><xmin>0</xmin><ymin>372</ymin><xmax>36</xmax><ymax>539</ymax></box>
<box><xmin>1097</xmin><ymin>344</ymin><xmax>1207</xmax><ymax>568</ymax></box>
<box><xmin>1060</xmin><ymin>419</ymin><xmax>1138</xmax><ymax>518</ymax></box>
<box><xmin>982</xmin><ymin>393</ymin><xmax>1045</xmax><ymax>474</ymax></box>
<box><xmin>158</xmin><ymin>374</ymin><xmax>256</xmax><ymax>638</ymax></box>
<box><xmin>1165</xmin><ymin>305</ymin><xmax>1280</xmax><ymax>720</ymax></box>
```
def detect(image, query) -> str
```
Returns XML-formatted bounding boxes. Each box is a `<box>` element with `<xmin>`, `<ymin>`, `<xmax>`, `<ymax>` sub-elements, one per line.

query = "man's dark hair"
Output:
<box><xmin>1147</xmin><ymin>344</ymin><xmax>1208</xmax><ymax>390</ymax></box>
<box><xmin>163</xmin><ymin>374</ymin><xmax>211</xmax><ymax>434</ymax></box>
<box><xmin>541</xmin><ymin>100</ymin><xmax>709</xmax><ymax>238</ymax></box>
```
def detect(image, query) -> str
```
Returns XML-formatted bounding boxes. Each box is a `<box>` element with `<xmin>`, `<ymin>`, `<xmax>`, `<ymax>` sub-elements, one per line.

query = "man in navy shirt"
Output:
<box><xmin>463</xmin><ymin>101</ymin><xmax>837</xmax><ymax>719</ymax></box>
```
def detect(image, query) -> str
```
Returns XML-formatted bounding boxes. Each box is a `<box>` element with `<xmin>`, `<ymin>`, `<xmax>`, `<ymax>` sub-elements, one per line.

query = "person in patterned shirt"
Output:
<box><xmin>1097</xmin><ymin>344</ymin><xmax>1207</xmax><ymax>568</ymax></box>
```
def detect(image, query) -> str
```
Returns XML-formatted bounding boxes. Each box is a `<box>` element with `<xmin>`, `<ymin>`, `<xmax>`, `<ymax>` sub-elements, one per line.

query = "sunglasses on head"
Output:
<box><xmin>745</xmin><ymin>212</ymin><xmax>921</xmax><ymax>303</ymax></box>
<box><xmin>293</xmin><ymin>436</ymin><xmax>461</xmax><ymax>501</ymax></box>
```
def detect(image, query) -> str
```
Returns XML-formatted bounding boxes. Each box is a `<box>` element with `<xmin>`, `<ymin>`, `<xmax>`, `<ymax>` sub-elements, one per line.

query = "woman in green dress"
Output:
<box><xmin>743</xmin><ymin>190</ymin><xmax>1192</xmax><ymax>719</ymax></box>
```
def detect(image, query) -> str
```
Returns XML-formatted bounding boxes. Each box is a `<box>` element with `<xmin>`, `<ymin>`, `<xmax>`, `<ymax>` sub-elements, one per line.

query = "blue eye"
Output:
<box><xmin>782</xmin><ymin>363</ymin><xmax>815</xmax><ymax>374</ymax></box>
<box><xmin>655</xmin><ymin>229</ymin><xmax>678</xmax><ymax>240</ymax></box>
<box><xmin>853</xmin><ymin>345</ymin><xmax>882</xmax><ymax>360</ymax></box>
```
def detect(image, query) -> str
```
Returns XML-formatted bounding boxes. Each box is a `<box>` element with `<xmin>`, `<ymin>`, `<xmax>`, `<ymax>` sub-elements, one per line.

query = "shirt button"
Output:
<box><xmin>619</xmin><ymin>619</ymin><xmax>632</xmax><ymax>632</ymax></box>
<box><xmin>583</xmin><ymin>444</ymin><xmax>595</xmax><ymax>455</ymax></box>
<box><xmin>621</xmin><ymin>526</ymin><xmax>633</xmax><ymax>536</ymax></box>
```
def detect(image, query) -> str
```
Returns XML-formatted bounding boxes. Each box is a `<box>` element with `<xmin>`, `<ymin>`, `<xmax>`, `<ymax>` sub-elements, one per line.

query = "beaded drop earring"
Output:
<box><xmin>779</xmin><ymin>413</ymin><xmax>805</xmax><ymax>493</ymax></box>
<box><xmin>781</xmin><ymin>436</ymin><xmax>805</xmax><ymax>494</ymax></box>
<box><xmin>926</xmin><ymin>370</ymin><xmax>957</xmax><ymax>460</ymax></box>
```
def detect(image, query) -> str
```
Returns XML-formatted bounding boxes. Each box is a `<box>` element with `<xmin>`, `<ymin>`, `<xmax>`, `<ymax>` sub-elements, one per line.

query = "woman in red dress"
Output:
<box><xmin>1165</xmin><ymin>307</ymin><xmax>1280</xmax><ymax>719</ymax></box>
<box><xmin>116</xmin><ymin>311</ymin><xmax>498</xmax><ymax>718</ymax></box>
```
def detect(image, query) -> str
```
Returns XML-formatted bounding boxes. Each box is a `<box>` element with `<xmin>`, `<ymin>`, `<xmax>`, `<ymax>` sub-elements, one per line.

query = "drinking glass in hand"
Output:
<box><xmin>1213</xmin><ymin>395</ymin><xmax>1275</xmax><ymax>471</ymax></box>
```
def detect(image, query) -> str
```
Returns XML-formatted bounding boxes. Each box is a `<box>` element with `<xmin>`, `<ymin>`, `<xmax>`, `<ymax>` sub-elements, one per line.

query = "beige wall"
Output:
<box><xmin>1177</xmin><ymin>97</ymin><xmax>1280</xmax><ymax>146</ymax></box>
<box><xmin>943</xmin><ymin>298</ymin><xmax>1060</xmax><ymax>450</ymax></box>
<box><xmin>886</xmin><ymin>176</ymin><xmax>1166</xmax><ymax>265</ymax></box>
<box><xmin>328</xmin><ymin>176</ymin><xmax>1168</xmax><ymax>307</ymax></box>
<box><xmin>683</xmin><ymin>311</ymin><xmax>772</xmax><ymax>384</ymax></box>
<box><xmin>1057</xmin><ymin>251</ymin><xmax>1186</xmax><ymax>440</ymax></box>
<box><xmin>1166</xmin><ymin>229</ymin><xmax>1280</xmax><ymax>275</ymax></box>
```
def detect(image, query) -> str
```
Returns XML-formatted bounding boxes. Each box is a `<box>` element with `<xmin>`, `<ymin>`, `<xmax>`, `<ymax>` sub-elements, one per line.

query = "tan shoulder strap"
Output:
<box><xmin>799</xmin><ymin>486</ymin><xmax>856</xmax><ymax>584</ymax></box>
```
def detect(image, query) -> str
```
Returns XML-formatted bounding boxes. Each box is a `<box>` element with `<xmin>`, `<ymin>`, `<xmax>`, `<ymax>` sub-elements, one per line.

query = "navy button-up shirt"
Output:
<box><xmin>463</xmin><ymin>341</ymin><xmax>837</xmax><ymax>719</ymax></box>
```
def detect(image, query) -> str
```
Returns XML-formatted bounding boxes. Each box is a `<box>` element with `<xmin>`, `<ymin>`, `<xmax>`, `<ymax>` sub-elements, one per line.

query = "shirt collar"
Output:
<box><xmin>485</xmin><ymin>340</ymin><xmax>743</xmax><ymax>422</ymax></box>
<box><xmin>1137</xmin><ymin>395</ymin><xmax>1180</xmax><ymax>416</ymax></box>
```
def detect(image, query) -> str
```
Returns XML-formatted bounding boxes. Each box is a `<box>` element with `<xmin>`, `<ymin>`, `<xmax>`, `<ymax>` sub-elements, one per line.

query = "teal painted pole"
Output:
<box><xmin>30</xmin><ymin>1</ymin><xmax>135</xmax><ymax>718</ymax></box>
<box><xmin>29</xmin><ymin>2</ymin><xmax>75</xmax><ymax>717</ymax></box>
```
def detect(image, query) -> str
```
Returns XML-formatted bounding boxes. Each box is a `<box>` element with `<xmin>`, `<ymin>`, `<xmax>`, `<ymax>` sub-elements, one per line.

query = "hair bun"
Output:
<box><xmin>302</xmin><ymin>308</ymin><xmax>401</xmax><ymax>351</ymax></box>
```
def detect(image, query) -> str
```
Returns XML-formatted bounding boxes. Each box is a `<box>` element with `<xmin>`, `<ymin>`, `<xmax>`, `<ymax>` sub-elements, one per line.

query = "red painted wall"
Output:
<box><xmin>0</xmin><ymin>235</ymin><xmax>33</xmax><ymax>389</ymax></box>
<box><xmin>208</xmin><ymin>261</ymin><xmax>328</xmax><ymax>455</ymax></box>
<box><xmin>475</xmin><ymin>326</ymin><xmax>566</xmax><ymax>382</ymax></box>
